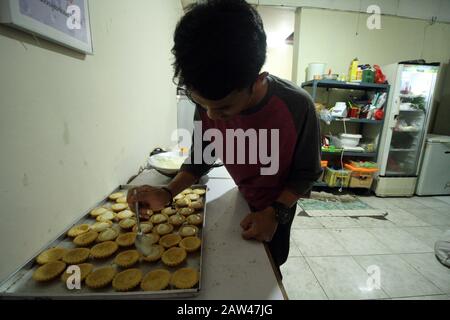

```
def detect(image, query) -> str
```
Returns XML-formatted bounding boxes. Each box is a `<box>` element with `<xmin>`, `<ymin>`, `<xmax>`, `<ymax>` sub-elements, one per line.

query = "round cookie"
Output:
<box><xmin>141</xmin><ymin>269</ymin><xmax>171</xmax><ymax>291</ymax></box>
<box><xmin>32</xmin><ymin>261</ymin><xmax>66</xmax><ymax>282</ymax></box>
<box><xmin>36</xmin><ymin>247</ymin><xmax>66</xmax><ymax>265</ymax></box>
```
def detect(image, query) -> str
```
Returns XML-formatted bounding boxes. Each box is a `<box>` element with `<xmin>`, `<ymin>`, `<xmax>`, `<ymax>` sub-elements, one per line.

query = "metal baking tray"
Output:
<box><xmin>0</xmin><ymin>185</ymin><xmax>206</xmax><ymax>300</ymax></box>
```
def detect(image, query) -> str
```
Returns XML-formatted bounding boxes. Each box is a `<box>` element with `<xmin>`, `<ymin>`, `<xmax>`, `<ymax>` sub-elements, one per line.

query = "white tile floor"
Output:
<box><xmin>281</xmin><ymin>195</ymin><xmax>450</xmax><ymax>300</ymax></box>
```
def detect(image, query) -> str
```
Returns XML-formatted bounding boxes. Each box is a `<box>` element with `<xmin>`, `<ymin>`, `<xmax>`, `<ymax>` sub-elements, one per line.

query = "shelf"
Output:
<box><xmin>390</xmin><ymin>148</ymin><xmax>417</xmax><ymax>152</ymax></box>
<box><xmin>321</xmin><ymin>117</ymin><xmax>382</xmax><ymax>124</ymax></box>
<box><xmin>385</xmin><ymin>171</ymin><xmax>415</xmax><ymax>176</ymax></box>
<box><xmin>399</xmin><ymin>109</ymin><xmax>425</xmax><ymax>113</ymax></box>
<box><xmin>302</xmin><ymin>80</ymin><xmax>389</xmax><ymax>91</ymax></box>
<box><xmin>394</xmin><ymin>129</ymin><xmax>421</xmax><ymax>133</ymax></box>
<box><xmin>313</xmin><ymin>181</ymin><xmax>328</xmax><ymax>187</ymax></box>
<box><xmin>322</xmin><ymin>150</ymin><xmax>377</xmax><ymax>157</ymax></box>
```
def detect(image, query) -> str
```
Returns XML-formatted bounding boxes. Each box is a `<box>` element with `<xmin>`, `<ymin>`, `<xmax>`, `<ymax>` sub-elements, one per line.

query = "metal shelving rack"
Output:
<box><xmin>301</xmin><ymin>80</ymin><xmax>390</xmax><ymax>188</ymax></box>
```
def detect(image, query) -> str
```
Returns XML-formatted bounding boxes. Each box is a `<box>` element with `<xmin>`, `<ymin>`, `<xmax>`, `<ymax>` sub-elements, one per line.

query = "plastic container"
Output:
<box><xmin>344</xmin><ymin>162</ymin><xmax>378</xmax><ymax>189</ymax></box>
<box><xmin>345</xmin><ymin>162</ymin><xmax>378</xmax><ymax>173</ymax></box>
<box><xmin>362</xmin><ymin>69</ymin><xmax>375</xmax><ymax>83</ymax></box>
<box><xmin>307</xmin><ymin>63</ymin><xmax>326</xmax><ymax>81</ymax></box>
<box><xmin>319</xmin><ymin>160</ymin><xmax>328</xmax><ymax>181</ymax></box>
<box><xmin>348</xmin><ymin>172</ymin><xmax>374</xmax><ymax>189</ymax></box>
<box><xmin>339</xmin><ymin>133</ymin><xmax>362</xmax><ymax>147</ymax></box>
<box><xmin>324</xmin><ymin>167</ymin><xmax>351</xmax><ymax>188</ymax></box>
<box><xmin>348</xmin><ymin>58</ymin><xmax>359</xmax><ymax>82</ymax></box>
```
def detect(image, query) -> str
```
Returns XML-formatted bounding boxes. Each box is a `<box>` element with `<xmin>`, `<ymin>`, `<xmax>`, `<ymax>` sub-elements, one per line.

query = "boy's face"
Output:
<box><xmin>190</xmin><ymin>89</ymin><xmax>253</xmax><ymax>121</ymax></box>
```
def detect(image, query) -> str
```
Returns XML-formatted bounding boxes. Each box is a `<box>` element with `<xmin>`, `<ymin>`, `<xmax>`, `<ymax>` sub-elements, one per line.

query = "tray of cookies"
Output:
<box><xmin>0</xmin><ymin>185</ymin><xmax>207</xmax><ymax>299</ymax></box>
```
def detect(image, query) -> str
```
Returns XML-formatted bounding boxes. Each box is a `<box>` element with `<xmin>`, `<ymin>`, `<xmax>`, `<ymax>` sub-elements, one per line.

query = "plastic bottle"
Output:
<box><xmin>348</xmin><ymin>58</ymin><xmax>359</xmax><ymax>82</ymax></box>
<box><xmin>356</xmin><ymin>67</ymin><xmax>363</xmax><ymax>82</ymax></box>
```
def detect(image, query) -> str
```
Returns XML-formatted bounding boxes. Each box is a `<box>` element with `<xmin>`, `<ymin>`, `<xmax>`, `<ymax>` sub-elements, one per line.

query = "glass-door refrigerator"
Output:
<box><xmin>374</xmin><ymin>62</ymin><xmax>440</xmax><ymax>197</ymax></box>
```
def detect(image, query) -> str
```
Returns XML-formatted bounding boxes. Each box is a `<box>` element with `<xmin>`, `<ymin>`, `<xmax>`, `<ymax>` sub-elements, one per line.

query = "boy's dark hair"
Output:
<box><xmin>172</xmin><ymin>0</ymin><xmax>267</xmax><ymax>100</ymax></box>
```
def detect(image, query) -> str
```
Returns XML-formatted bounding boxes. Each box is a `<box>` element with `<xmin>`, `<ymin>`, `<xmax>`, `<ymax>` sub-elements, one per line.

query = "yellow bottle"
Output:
<box><xmin>348</xmin><ymin>58</ymin><xmax>359</xmax><ymax>82</ymax></box>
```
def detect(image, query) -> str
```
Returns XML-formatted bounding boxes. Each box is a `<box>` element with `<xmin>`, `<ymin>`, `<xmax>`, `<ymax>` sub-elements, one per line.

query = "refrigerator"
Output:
<box><xmin>374</xmin><ymin>62</ymin><xmax>441</xmax><ymax>197</ymax></box>
<box><xmin>416</xmin><ymin>134</ymin><xmax>450</xmax><ymax>196</ymax></box>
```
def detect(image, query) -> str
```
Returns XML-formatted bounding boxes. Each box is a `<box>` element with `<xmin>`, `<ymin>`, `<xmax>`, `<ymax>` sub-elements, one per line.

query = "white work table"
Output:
<box><xmin>128</xmin><ymin>168</ymin><xmax>286</xmax><ymax>300</ymax></box>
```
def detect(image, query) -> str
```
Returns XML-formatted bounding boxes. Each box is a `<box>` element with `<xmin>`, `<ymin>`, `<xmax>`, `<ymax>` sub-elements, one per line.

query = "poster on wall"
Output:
<box><xmin>0</xmin><ymin>0</ymin><xmax>93</xmax><ymax>54</ymax></box>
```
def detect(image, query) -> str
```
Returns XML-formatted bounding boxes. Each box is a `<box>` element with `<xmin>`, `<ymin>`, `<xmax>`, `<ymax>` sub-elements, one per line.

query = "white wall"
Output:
<box><xmin>293</xmin><ymin>8</ymin><xmax>450</xmax><ymax>84</ymax></box>
<box><xmin>257</xmin><ymin>6</ymin><xmax>295</xmax><ymax>80</ymax></box>
<box><xmin>249</xmin><ymin>0</ymin><xmax>450</xmax><ymax>23</ymax></box>
<box><xmin>0</xmin><ymin>0</ymin><xmax>182</xmax><ymax>282</ymax></box>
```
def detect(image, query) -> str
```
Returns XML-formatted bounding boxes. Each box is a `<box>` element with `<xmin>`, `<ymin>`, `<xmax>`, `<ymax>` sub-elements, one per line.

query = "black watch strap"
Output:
<box><xmin>271</xmin><ymin>201</ymin><xmax>292</xmax><ymax>225</ymax></box>
<box><xmin>161</xmin><ymin>187</ymin><xmax>173</xmax><ymax>206</ymax></box>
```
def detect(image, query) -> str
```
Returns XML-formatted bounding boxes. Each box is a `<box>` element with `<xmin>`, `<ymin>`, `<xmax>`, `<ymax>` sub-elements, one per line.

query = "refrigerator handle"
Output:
<box><xmin>389</xmin><ymin>115</ymin><xmax>399</xmax><ymax>130</ymax></box>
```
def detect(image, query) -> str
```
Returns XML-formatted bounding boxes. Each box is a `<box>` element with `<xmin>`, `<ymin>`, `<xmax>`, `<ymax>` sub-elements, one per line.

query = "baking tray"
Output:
<box><xmin>0</xmin><ymin>185</ymin><xmax>207</xmax><ymax>300</ymax></box>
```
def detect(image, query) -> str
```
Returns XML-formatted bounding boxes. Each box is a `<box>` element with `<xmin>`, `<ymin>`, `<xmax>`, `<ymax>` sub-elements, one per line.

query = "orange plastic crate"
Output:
<box><xmin>344</xmin><ymin>163</ymin><xmax>378</xmax><ymax>173</ymax></box>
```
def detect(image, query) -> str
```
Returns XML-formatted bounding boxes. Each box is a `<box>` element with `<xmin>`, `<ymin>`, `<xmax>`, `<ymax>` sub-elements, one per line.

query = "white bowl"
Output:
<box><xmin>339</xmin><ymin>133</ymin><xmax>362</xmax><ymax>148</ymax></box>
<box><xmin>148</xmin><ymin>151</ymin><xmax>188</xmax><ymax>176</ymax></box>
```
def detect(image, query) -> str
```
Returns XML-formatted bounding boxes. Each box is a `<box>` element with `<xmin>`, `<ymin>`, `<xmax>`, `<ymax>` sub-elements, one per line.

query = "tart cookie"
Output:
<box><xmin>173</xmin><ymin>193</ymin><xmax>185</xmax><ymax>201</ymax></box>
<box><xmin>90</xmin><ymin>241</ymin><xmax>118</xmax><ymax>259</ymax></box>
<box><xmin>176</xmin><ymin>197</ymin><xmax>191</xmax><ymax>207</ymax></box>
<box><xmin>109</xmin><ymin>192</ymin><xmax>124</xmax><ymax>201</ymax></box>
<box><xmin>115</xmin><ymin>232</ymin><xmax>137</xmax><ymax>247</ymax></box>
<box><xmin>119</xmin><ymin>218</ymin><xmax>136</xmax><ymax>230</ymax></box>
<box><xmin>112</xmin><ymin>268</ymin><xmax>142</xmax><ymax>292</ymax></box>
<box><xmin>150</xmin><ymin>213</ymin><xmax>168</xmax><ymax>224</ymax></box>
<box><xmin>33</xmin><ymin>261</ymin><xmax>66</xmax><ymax>282</ymax></box>
<box><xmin>154</xmin><ymin>223</ymin><xmax>174</xmax><ymax>236</ymax></box>
<box><xmin>181</xmin><ymin>188</ymin><xmax>193</xmax><ymax>195</ymax></box>
<box><xmin>161</xmin><ymin>207</ymin><xmax>177</xmax><ymax>216</ymax></box>
<box><xmin>179</xmin><ymin>225</ymin><xmax>199</xmax><ymax>237</ymax></box>
<box><xmin>161</xmin><ymin>247</ymin><xmax>187</xmax><ymax>267</ymax></box>
<box><xmin>96</xmin><ymin>211</ymin><xmax>116</xmax><ymax>222</ymax></box>
<box><xmin>61</xmin><ymin>263</ymin><xmax>93</xmax><ymax>283</ymax></box>
<box><xmin>97</xmin><ymin>228</ymin><xmax>119</xmax><ymax>242</ymax></box>
<box><xmin>67</xmin><ymin>224</ymin><xmax>90</xmax><ymax>237</ymax></box>
<box><xmin>116</xmin><ymin>196</ymin><xmax>127</xmax><ymax>204</ymax></box>
<box><xmin>186</xmin><ymin>193</ymin><xmax>200</xmax><ymax>201</ymax></box>
<box><xmin>141</xmin><ymin>233</ymin><xmax>160</xmax><ymax>246</ymax></box>
<box><xmin>36</xmin><ymin>247</ymin><xmax>66</xmax><ymax>265</ymax></box>
<box><xmin>132</xmin><ymin>221</ymin><xmax>153</xmax><ymax>234</ymax></box>
<box><xmin>90</xmin><ymin>221</ymin><xmax>113</xmax><ymax>233</ymax></box>
<box><xmin>159</xmin><ymin>233</ymin><xmax>182</xmax><ymax>248</ymax></box>
<box><xmin>90</xmin><ymin>207</ymin><xmax>109</xmax><ymax>218</ymax></box>
<box><xmin>114</xmin><ymin>250</ymin><xmax>140</xmax><ymax>268</ymax></box>
<box><xmin>142</xmin><ymin>245</ymin><xmax>165</xmax><ymax>262</ymax></box>
<box><xmin>178</xmin><ymin>207</ymin><xmax>195</xmax><ymax>217</ymax></box>
<box><xmin>168</xmin><ymin>214</ymin><xmax>185</xmax><ymax>226</ymax></box>
<box><xmin>179</xmin><ymin>236</ymin><xmax>201</xmax><ymax>253</ymax></box>
<box><xmin>111</xmin><ymin>203</ymin><xmax>128</xmax><ymax>212</ymax></box>
<box><xmin>189</xmin><ymin>200</ymin><xmax>204</xmax><ymax>210</ymax></box>
<box><xmin>62</xmin><ymin>248</ymin><xmax>90</xmax><ymax>264</ymax></box>
<box><xmin>171</xmin><ymin>268</ymin><xmax>199</xmax><ymax>289</ymax></box>
<box><xmin>192</xmin><ymin>188</ymin><xmax>206</xmax><ymax>195</ymax></box>
<box><xmin>117</xmin><ymin>209</ymin><xmax>134</xmax><ymax>220</ymax></box>
<box><xmin>186</xmin><ymin>214</ymin><xmax>203</xmax><ymax>226</ymax></box>
<box><xmin>73</xmin><ymin>231</ymin><xmax>98</xmax><ymax>247</ymax></box>
<box><xmin>141</xmin><ymin>269</ymin><xmax>171</xmax><ymax>291</ymax></box>
<box><xmin>85</xmin><ymin>266</ymin><xmax>116</xmax><ymax>289</ymax></box>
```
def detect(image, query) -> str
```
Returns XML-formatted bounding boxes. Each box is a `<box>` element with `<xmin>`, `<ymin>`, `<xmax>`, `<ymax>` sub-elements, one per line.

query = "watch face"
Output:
<box><xmin>275</xmin><ymin>208</ymin><xmax>290</xmax><ymax>224</ymax></box>
<box><xmin>272</xmin><ymin>202</ymin><xmax>292</xmax><ymax>225</ymax></box>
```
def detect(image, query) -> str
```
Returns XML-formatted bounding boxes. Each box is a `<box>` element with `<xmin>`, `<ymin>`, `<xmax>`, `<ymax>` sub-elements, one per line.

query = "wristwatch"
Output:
<box><xmin>161</xmin><ymin>187</ymin><xmax>173</xmax><ymax>206</ymax></box>
<box><xmin>270</xmin><ymin>201</ymin><xmax>292</xmax><ymax>225</ymax></box>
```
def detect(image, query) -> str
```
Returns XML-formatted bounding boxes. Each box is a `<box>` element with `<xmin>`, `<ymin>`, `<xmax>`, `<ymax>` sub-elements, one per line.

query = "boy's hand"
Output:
<box><xmin>240</xmin><ymin>207</ymin><xmax>278</xmax><ymax>242</ymax></box>
<box><xmin>127</xmin><ymin>185</ymin><xmax>171</xmax><ymax>214</ymax></box>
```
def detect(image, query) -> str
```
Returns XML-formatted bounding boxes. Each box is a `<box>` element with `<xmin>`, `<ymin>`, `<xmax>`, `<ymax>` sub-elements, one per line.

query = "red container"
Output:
<box><xmin>348</xmin><ymin>107</ymin><xmax>360</xmax><ymax>118</ymax></box>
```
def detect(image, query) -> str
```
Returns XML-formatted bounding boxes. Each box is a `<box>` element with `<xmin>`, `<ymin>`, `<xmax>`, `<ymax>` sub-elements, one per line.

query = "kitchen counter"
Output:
<box><xmin>128</xmin><ymin>168</ymin><xmax>286</xmax><ymax>300</ymax></box>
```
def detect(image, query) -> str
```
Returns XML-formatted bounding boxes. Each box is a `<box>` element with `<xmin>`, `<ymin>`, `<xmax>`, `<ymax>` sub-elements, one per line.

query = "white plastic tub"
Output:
<box><xmin>339</xmin><ymin>133</ymin><xmax>362</xmax><ymax>148</ymax></box>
